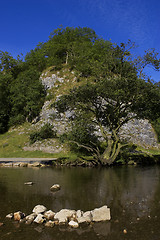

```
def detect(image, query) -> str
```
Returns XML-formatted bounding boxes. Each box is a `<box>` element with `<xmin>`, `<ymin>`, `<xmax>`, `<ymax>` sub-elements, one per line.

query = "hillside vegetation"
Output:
<box><xmin>0</xmin><ymin>27</ymin><xmax>160</xmax><ymax>164</ymax></box>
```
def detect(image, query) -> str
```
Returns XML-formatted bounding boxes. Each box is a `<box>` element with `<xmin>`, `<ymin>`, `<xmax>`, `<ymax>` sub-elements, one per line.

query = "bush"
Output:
<box><xmin>29</xmin><ymin>123</ymin><xmax>57</xmax><ymax>144</ymax></box>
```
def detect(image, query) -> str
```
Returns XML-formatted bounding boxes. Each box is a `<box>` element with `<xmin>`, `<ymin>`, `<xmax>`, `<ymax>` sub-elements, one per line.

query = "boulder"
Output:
<box><xmin>82</xmin><ymin>211</ymin><xmax>92</xmax><ymax>222</ymax></box>
<box><xmin>25</xmin><ymin>213</ymin><xmax>37</xmax><ymax>224</ymax></box>
<box><xmin>77</xmin><ymin>216</ymin><xmax>87</xmax><ymax>224</ymax></box>
<box><xmin>44</xmin><ymin>210</ymin><xmax>55</xmax><ymax>220</ymax></box>
<box><xmin>33</xmin><ymin>205</ymin><xmax>47</xmax><ymax>214</ymax></box>
<box><xmin>34</xmin><ymin>214</ymin><xmax>46</xmax><ymax>224</ymax></box>
<box><xmin>14</xmin><ymin>211</ymin><xmax>25</xmax><ymax>221</ymax></box>
<box><xmin>31</xmin><ymin>162</ymin><xmax>41</xmax><ymax>167</ymax></box>
<box><xmin>68</xmin><ymin>220</ymin><xmax>79</xmax><ymax>228</ymax></box>
<box><xmin>19</xmin><ymin>162</ymin><xmax>28</xmax><ymax>167</ymax></box>
<box><xmin>91</xmin><ymin>206</ymin><xmax>111</xmax><ymax>222</ymax></box>
<box><xmin>50</xmin><ymin>184</ymin><xmax>61</xmax><ymax>192</ymax></box>
<box><xmin>6</xmin><ymin>213</ymin><xmax>13</xmax><ymax>219</ymax></box>
<box><xmin>76</xmin><ymin>210</ymin><xmax>83</xmax><ymax>218</ymax></box>
<box><xmin>54</xmin><ymin>209</ymin><xmax>76</xmax><ymax>224</ymax></box>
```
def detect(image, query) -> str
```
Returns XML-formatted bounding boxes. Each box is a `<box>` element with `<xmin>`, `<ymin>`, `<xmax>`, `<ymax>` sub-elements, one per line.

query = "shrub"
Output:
<box><xmin>29</xmin><ymin>123</ymin><xmax>57</xmax><ymax>144</ymax></box>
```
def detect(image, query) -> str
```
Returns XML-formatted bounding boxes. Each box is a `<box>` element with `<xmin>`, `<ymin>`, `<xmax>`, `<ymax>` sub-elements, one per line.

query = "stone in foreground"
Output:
<box><xmin>91</xmin><ymin>206</ymin><xmax>111</xmax><ymax>222</ymax></box>
<box><xmin>68</xmin><ymin>220</ymin><xmax>79</xmax><ymax>228</ymax></box>
<box><xmin>33</xmin><ymin>205</ymin><xmax>47</xmax><ymax>215</ymax></box>
<box><xmin>25</xmin><ymin>213</ymin><xmax>37</xmax><ymax>224</ymax></box>
<box><xmin>44</xmin><ymin>210</ymin><xmax>55</xmax><ymax>220</ymax></box>
<box><xmin>14</xmin><ymin>211</ymin><xmax>25</xmax><ymax>221</ymax></box>
<box><xmin>34</xmin><ymin>214</ymin><xmax>46</xmax><ymax>224</ymax></box>
<box><xmin>54</xmin><ymin>209</ymin><xmax>76</xmax><ymax>224</ymax></box>
<box><xmin>6</xmin><ymin>213</ymin><xmax>13</xmax><ymax>219</ymax></box>
<box><xmin>24</xmin><ymin>182</ymin><xmax>33</xmax><ymax>185</ymax></box>
<box><xmin>82</xmin><ymin>211</ymin><xmax>92</xmax><ymax>222</ymax></box>
<box><xmin>50</xmin><ymin>184</ymin><xmax>61</xmax><ymax>192</ymax></box>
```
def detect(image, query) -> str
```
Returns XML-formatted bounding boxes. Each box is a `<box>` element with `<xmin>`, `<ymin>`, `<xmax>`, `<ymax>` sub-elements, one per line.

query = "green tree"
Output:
<box><xmin>0</xmin><ymin>72</ymin><xmax>12</xmax><ymax>133</ymax></box>
<box><xmin>9</xmin><ymin>67</ymin><xmax>45</xmax><ymax>125</ymax></box>
<box><xmin>55</xmin><ymin>44</ymin><xmax>160</xmax><ymax>165</ymax></box>
<box><xmin>44</xmin><ymin>26</ymin><xmax>98</xmax><ymax>68</ymax></box>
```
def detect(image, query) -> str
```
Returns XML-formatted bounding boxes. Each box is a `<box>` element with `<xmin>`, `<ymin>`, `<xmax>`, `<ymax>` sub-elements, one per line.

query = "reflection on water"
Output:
<box><xmin>0</xmin><ymin>166</ymin><xmax>160</xmax><ymax>240</ymax></box>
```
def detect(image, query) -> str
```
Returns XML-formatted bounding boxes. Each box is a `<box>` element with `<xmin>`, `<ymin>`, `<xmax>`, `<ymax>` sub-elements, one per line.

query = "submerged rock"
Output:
<box><xmin>45</xmin><ymin>220</ymin><xmax>55</xmax><ymax>227</ymax></box>
<box><xmin>50</xmin><ymin>184</ymin><xmax>61</xmax><ymax>192</ymax></box>
<box><xmin>24</xmin><ymin>182</ymin><xmax>34</xmax><ymax>185</ymax></box>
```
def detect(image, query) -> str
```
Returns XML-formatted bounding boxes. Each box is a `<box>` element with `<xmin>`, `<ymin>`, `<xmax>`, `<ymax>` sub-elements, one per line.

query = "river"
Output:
<box><xmin>0</xmin><ymin>165</ymin><xmax>160</xmax><ymax>240</ymax></box>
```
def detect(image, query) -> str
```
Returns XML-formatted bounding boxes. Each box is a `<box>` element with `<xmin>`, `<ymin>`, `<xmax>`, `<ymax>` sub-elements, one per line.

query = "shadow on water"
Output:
<box><xmin>0</xmin><ymin>165</ymin><xmax>160</xmax><ymax>239</ymax></box>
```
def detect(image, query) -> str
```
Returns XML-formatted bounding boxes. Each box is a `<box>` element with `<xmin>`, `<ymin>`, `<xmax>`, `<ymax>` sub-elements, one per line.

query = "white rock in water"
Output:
<box><xmin>50</xmin><ymin>184</ymin><xmax>61</xmax><ymax>192</ymax></box>
<box><xmin>6</xmin><ymin>213</ymin><xmax>13</xmax><ymax>219</ymax></box>
<box><xmin>34</xmin><ymin>214</ymin><xmax>46</xmax><ymax>224</ymax></box>
<box><xmin>77</xmin><ymin>216</ymin><xmax>87</xmax><ymax>224</ymax></box>
<box><xmin>68</xmin><ymin>220</ymin><xmax>79</xmax><ymax>228</ymax></box>
<box><xmin>25</xmin><ymin>213</ymin><xmax>37</xmax><ymax>224</ymax></box>
<box><xmin>91</xmin><ymin>205</ymin><xmax>111</xmax><ymax>222</ymax></box>
<box><xmin>82</xmin><ymin>211</ymin><xmax>92</xmax><ymax>222</ymax></box>
<box><xmin>76</xmin><ymin>210</ymin><xmax>83</xmax><ymax>218</ymax></box>
<box><xmin>44</xmin><ymin>210</ymin><xmax>55</xmax><ymax>220</ymax></box>
<box><xmin>54</xmin><ymin>209</ymin><xmax>76</xmax><ymax>224</ymax></box>
<box><xmin>24</xmin><ymin>182</ymin><xmax>33</xmax><ymax>185</ymax></box>
<box><xmin>33</xmin><ymin>205</ymin><xmax>47</xmax><ymax>214</ymax></box>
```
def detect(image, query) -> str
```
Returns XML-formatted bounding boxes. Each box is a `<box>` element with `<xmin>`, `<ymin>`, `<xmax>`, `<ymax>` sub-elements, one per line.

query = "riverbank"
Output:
<box><xmin>0</xmin><ymin>153</ymin><xmax>160</xmax><ymax>168</ymax></box>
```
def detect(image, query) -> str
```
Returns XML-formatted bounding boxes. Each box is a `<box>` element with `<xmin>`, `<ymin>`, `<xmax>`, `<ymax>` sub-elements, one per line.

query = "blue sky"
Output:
<box><xmin>0</xmin><ymin>0</ymin><xmax>160</xmax><ymax>81</ymax></box>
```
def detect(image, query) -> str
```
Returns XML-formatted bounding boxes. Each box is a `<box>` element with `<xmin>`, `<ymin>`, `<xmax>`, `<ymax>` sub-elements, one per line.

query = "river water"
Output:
<box><xmin>0</xmin><ymin>165</ymin><xmax>160</xmax><ymax>240</ymax></box>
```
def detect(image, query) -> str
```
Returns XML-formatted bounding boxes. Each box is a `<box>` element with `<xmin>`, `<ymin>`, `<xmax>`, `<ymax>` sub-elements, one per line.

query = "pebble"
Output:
<box><xmin>123</xmin><ymin>229</ymin><xmax>127</xmax><ymax>234</ymax></box>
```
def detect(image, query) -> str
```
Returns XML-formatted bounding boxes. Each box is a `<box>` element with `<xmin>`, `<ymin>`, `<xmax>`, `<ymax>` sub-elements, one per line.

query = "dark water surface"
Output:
<box><xmin>0</xmin><ymin>165</ymin><xmax>160</xmax><ymax>240</ymax></box>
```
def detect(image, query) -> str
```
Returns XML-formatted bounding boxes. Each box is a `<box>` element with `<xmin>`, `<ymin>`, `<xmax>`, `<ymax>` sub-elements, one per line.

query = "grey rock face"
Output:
<box><xmin>34</xmin><ymin>72</ymin><xmax>160</xmax><ymax>150</ymax></box>
<box><xmin>40</xmin><ymin>73</ymin><xmax>64</xmax><ymax>90</ymax></box>
<box><xmin>119</xmin><ymin>119</ymin><xmax>158</xmax><ymax>148</ymax></box>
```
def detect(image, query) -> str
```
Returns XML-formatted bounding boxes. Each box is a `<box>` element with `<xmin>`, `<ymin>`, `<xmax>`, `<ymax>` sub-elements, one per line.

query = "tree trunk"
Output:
<box><xmin>100</xmin><ymin>139</ymin><xmax>122</xmax><ymax>165</ymax></box>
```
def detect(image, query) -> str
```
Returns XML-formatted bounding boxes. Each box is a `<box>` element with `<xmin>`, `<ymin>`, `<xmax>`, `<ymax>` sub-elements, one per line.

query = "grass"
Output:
<box><xmin>136</xmin><ymin>146</ymin><xmax>160</xmax><ymax>156</ymax></box>
<box><xmin>0</xmin><ymin>122</ymin><xmax>80</xmax><ymax>159</ymax></box>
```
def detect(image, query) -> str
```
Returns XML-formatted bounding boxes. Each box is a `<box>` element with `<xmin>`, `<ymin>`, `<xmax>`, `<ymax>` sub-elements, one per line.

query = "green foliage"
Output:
<box><xmin>0</xmin><ymin>72</ymin><xmax>12</xmax><ymax>133</ymax></box>
<box><xmin>9</xmin><ymin>67</ymin><xmax>45</xmax><ymax>125</ymax></box>
<box><xmin>55</xmin><ymin>48</ymin><xmax>160</xmax><ymax>164</ymax></box>
<box><xmin>29</xmin><ymin>123</ymin><xmax>57</xmax><ymax>144</ymax></box>
<box><xmin>152</xmin><ymin>118</ymin><xmax>160</xmax><ymax>142</ymax></box>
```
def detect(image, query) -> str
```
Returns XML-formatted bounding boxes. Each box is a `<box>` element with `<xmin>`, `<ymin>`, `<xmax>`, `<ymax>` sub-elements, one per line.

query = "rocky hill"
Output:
<box><xmin>23</xmin><ymin>67</ymin><xmax>159</xmax><ymax>154</ymax></box>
